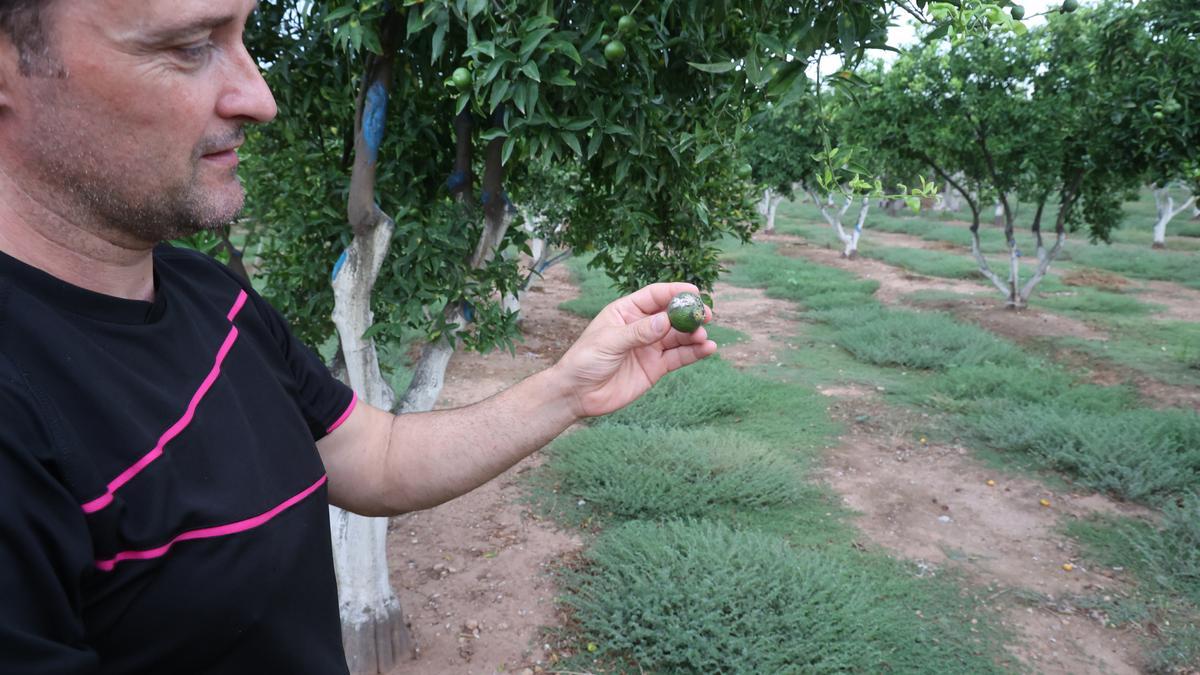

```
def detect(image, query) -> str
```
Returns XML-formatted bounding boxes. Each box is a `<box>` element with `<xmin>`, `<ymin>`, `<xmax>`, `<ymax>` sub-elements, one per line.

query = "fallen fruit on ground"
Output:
<box><xmin>667</xmin><ymin>292</ymin><xmax>706</xmax><ymax>333</ymax></box>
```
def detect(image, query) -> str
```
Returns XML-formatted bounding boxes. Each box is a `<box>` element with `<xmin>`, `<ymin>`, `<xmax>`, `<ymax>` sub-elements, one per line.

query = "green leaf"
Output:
<box><xmin>431</xmin><ymin>19</ymin><xmax>448</xmax><ymax>63</ymax></box>
<box><xmin>519</xmin><ymin>28</ymin><xmax>556</xmax><ymax>62</ymax></box>
<box><xmin>466</xmin><ymin>40</ymin><xmax>496</xmax><ymax>59</ymax></box>
<box><xmin>687</xmin><ymin>61</ymin><xmax>737</xmax><ymax>74</ymax></box>
<box><xmin>695</xmin><ymin>144</ymin><xmax>719</xmax><ymax>164</ymax></box>
<box><xmin>501</xmin><ymin>135</ymin><xmax>517</xmax><ymax>166</ymax></box>
<box><xmin>520</xmin><ymin>60</ymin><xmax>541</xmax><ymax>82</ymax></box>
<box><xmin>467</xmin><ymin>0</ymin><xmax>487</xmax><ymax>19</ymax></box>
<box><xmin>489</xmin><ymin>79</ymin><xmax>512</xmax><ymax>114</ymax></box>
<box><xmin>561</xmin><ymin>131</ymin><xmax>583</xmax><ymax>157</ymax></box>
<box><xmin>324</xmin><ymin>6</ymin><xmax>354</xmax><ymax>23</ymax></box>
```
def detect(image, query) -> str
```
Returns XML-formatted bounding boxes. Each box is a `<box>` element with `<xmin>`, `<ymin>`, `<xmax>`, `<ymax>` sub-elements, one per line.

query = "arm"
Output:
<box><xmin>316</xmin><ymin>282</ymin><xmax>716</xmax><ymax>516</ymax></box>
<box><xmin>0</xmin><ymin>379</ymin><xmax>99</xmax><ymax>674</ymax></box>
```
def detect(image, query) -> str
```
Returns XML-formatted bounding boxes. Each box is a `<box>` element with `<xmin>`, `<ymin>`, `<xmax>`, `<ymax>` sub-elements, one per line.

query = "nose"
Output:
<box><xmin>215</xmin><ymin>40</ymin><xmax>278</xmax><ymax>124</ymax></box>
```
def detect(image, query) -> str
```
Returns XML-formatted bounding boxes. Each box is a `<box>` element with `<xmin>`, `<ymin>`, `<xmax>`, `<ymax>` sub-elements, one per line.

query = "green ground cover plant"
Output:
<box><xmin>562</xmin><ymin>519</ymin><xmax>1009</xmax><ymax>675</ymax></box>
<box><xmin>968</xmin><ymin>406</ymin><xmax>1200</xmax><ymax>502</ymax></box>
<box><xmin>1054</xmin><ymin>320</ymin><xmax>1200</xmax><ymax>389</ymax></box>
<box><xmin>1068</xmin><ymin>495</ymin><xmax>1200</xmax><ymax>672</ymax></box>
<box><xmin>810</xmin><ymin>306</ymin><xmax>1025</xmax><ymax>370</ymax></box>
<box><xmin>534</xmin><ymin>246</ymin><xmax>1012</xmax><ymax>673</ymax></box>
<box><xmin>558</xmin><ymin>256</ymin><xmax>622</xmax><ymax>319</ymax></box>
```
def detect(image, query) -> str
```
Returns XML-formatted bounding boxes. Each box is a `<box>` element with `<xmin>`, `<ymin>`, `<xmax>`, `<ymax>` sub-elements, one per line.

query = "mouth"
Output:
<box><xmin>201</xmin><ymin>145</ymin><xmax>241</xmax><ymax>168</ymax></box>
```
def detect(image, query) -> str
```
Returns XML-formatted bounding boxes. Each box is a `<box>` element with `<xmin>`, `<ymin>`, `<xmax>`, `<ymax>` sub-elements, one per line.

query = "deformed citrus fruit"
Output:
<box><xmin>667</xmin><ymin>292</ymin><xmax>706</xmax><ymax>333</ymax></box>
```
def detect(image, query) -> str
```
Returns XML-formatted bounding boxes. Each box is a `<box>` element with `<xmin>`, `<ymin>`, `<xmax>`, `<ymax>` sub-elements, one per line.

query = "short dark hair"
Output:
<box><xmin>0</xmin><ymin>0</ymin><xmax>62</xmax><ymax>76</ymax></box>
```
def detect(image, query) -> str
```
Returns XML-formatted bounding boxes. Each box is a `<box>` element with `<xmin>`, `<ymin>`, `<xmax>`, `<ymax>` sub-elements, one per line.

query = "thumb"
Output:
<box><xmin>617</xmin><ymin>312</ymin><xmax>669</xmax><ymax>350</ymax></box>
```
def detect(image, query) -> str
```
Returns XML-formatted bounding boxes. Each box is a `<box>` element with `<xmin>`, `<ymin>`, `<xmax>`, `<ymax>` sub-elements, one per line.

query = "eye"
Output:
<box><xmin>174</xmin><ymin>40</ymin><xmax>215</xmax><ymax>65</ymax></box>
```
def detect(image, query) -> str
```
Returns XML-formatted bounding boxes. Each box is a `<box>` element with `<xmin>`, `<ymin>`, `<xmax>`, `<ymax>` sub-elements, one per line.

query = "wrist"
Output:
<box><xmin>538</xmin><ymin>362</ymin><xmax>586</xmax><ymax>425</ymax></box>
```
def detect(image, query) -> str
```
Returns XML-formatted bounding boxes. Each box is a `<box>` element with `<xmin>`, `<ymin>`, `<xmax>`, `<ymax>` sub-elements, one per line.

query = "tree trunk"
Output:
<box><xmin>328</xmin><ymin>17</ymin><xmax>413</xmax><ymax>674</ymax></box>
<box><xmin>810</xmin><ymin>191</ymin><xmax>866</xmax><ymax>258</ymax></box>
<box><xmin>1019</xmin><ymin>173</ymin><xmax>1082</xmax><ymax>304</ymax></box>
<box><xmin>397</xmin><ymin>108</ymin><xmax>514</xmax><ymax>414</ymax></box>
<box><xmin>992</xmin><ymin>201</ymin><xmax>1005</xmax><ymax>228</ymax></box>
<box><xmin>1151</xmin><ymin>185</ymin><xmax>1197</xmax><ymax>249</ymax></box>
<box><xmin>764</xmin><ymin>190</ymin><xmax>783</xmax><ymax>234</ymax></box>
<box><xmin>934</xmin><ymin>180</ymin><xmax>964</xmax><ymax>212</ymax></box>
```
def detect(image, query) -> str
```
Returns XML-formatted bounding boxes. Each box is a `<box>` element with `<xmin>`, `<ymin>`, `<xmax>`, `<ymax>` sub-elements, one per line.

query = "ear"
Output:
<box><xmin>0</xmin><ymin>39</ymin><xmax>17</xmax><ymax>111</ymax></box>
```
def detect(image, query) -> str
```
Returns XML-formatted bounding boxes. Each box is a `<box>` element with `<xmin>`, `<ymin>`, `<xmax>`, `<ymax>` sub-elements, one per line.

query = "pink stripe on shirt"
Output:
<box><xmin>94</xmin><ymin>474</ymin><xmax>328</xmax><ymax>572</ymax></box>
<box><xmin>326</xmin><ymin>392</ymin><xmax>357</xmax><ymax>434</ymax></box>
<box><xmin>81</xmin><ymin>291</ymin><xmax>249</xmax><ymax>514</ymax></box>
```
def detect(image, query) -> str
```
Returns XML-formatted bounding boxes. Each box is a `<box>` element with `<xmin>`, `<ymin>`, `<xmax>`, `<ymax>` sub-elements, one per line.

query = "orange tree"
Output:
<box><xmin>231</xmin><ymin>1</ymin><xmax>973</xmax><ymax>672</ymax></box>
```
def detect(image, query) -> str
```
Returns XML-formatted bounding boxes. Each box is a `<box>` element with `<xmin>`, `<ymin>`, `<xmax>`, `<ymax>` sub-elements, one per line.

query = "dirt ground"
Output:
<box><xmin>384</xmin><ymin>264</ymin><xmax>588</xmax><ymax>675</ymax></box>
<box><xmin>381</xmin><ymin>229</ymin><xmax>1188</xmax><ymax>674</ymax></box>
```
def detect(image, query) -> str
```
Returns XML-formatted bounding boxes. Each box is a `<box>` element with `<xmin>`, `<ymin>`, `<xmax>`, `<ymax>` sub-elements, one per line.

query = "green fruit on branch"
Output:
<box><xmin>1010</xmin><ymin>4</ymin><xmax>1025</xmax><ymax>20</ymax></box>
<box><xmin>737</xmin><ymin>163</ymin><xmax>753</xmax><ymax>178</ymax></box>
<box><xmin>617</xmin><ymin>15</ymin><xmax>636</xmax><ymax>34</ymax></box>
<box><xmin>667</xmin><ymin>292</ymin><xmax>706</xmax><ymax>333</ymax></box>
<box><xmin>609</xmin><ymin>4</ymin><xmax>624</xmax><ymax>18</ymax></box>
<box><xmin>1061</xmin><ymin>0</ymin><xmax>1077</xmax><ymax>12</ymax></box>
<box><xmin>451</xmin><ymin>67</ymin><xmax>473</xmax><ymax>91</ymax></box>
<box><xmin>604</xmin><ymin>40</ymin><xmax>627</xmax><ymax>62</ymax></box>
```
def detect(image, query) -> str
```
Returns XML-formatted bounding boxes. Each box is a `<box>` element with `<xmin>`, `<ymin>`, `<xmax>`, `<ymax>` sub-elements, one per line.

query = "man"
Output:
<box><xmin>0</xmin><ymin>0</ymin><xmax>716</xmax><ymax>673</ymax></box>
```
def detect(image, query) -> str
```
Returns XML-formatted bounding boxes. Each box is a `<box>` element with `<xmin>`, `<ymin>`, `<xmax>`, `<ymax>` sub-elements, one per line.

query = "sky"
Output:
<box><xmin>807</xmin><ymin>0</ymin><xmax>1068</xmax><ymax>78</ymax></box>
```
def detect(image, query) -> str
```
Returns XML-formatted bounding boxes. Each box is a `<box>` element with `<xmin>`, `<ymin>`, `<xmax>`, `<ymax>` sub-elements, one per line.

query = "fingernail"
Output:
<box><xmin>652</xmin><ymin>313</ymin><xmax>666</xmax><ymax>333</ymax></box>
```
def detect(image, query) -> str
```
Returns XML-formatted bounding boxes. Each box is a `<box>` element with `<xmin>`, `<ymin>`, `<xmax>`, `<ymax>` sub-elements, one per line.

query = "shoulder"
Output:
<box><xmin>0</xmin><ymin>351</ymin><xmax>54</xmax><ymax>459</ymax></box>
<box><xmin>155</xmin><ymin>242</ymin><xmax>251</xmax><ymax>290</ymax></box>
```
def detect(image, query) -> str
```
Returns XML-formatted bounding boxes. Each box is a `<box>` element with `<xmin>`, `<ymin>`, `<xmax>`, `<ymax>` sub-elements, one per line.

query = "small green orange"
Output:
<box><xmin>667</xmin><ymin>292</ymin><xmax>706</xmax><ymax>333</ymax></box>
<box><xmin>604</xmin><ymin>39</ymin><xmax>626</xmax><ymax>62</ymax></box>
<box><xmin>451</xmin><ymin>67</ymin><xmax>473</xmax><ymax>91</ymax></box>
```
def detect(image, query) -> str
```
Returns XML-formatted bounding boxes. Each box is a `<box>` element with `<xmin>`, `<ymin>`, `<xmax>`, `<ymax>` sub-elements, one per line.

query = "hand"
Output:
<box><xmin>552</xmin><ymin>282</ymin><xmax>718</xmax><ymax>419</ymax></box>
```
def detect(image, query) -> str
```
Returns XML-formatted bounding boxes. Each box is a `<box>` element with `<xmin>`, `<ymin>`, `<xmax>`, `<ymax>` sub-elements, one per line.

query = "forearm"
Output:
<box><xmin>329</xmin><ymin>365</ymin><xmax>580</xmax><ymax>516</ymax></box>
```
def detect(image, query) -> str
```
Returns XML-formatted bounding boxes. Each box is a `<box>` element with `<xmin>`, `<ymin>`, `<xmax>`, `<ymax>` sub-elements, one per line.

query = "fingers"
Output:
<box><xmin>612</xmin><ymin>312</ymin><xmax>671</xmax><ymax>352</ymax></box>
<box><xmin>660</xmin><ymin>325</ymin><xmax>708</xmax><ymax>350</ymax></box>
<box><xmin>621</xmin><ymin>282</ymin><xmax>703</xmax><ymax>317</ymax></box>
<box><xmin>659</xmin><ymin>340</ymin><xmax>718</xmax><ymax>372</ymax></box>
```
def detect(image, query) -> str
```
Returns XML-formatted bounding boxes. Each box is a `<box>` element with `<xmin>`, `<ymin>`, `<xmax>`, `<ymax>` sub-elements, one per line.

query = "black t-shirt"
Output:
<box><xmin>0</xmin><ymin>244</ymin><xmax>356</xmax><ymax>674</ymax></box>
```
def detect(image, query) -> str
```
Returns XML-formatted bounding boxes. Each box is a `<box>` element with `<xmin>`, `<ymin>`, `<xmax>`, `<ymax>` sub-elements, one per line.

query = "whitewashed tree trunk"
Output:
<box><xmin>992</xmin><ymin>201</ymin><xmax>1005</xmax><ymax>228</ymax></box>
<box><xmin>328</xmin><ymin>30</ymin><xmax>412</xmax><ymax>675</ymax></box>
<box><xmin>500</xmin><ymin>209</ymin><xmax>569</xmax><ymax>325</ymax></box>
<box><xmin>757</xmin><ymin>188</ymin><xmax>771</xmax><ymax>217</ymax></box>
<box><xmin>397</xmin><ymin>110</ymin><xmax>514</xmax><ymax>414</ymax></box>
<box><xmin>1151</xmin><ymin>185</ymin><xmax>1197</xmax><ymax>249</ymax></box>
<box><xmin>764</xmin><ymin>190</ymin><xmax>783</xmax><ymax>234</ymax></box>
<box><xmin>936</xmin><ymin>181</ymin><xmax>964</xmax><ymax>212</ymax></box>
<box><xmin>810</xmin><ymin>191</ymin><xmax>868</xmax><ymax>258</ymax></box>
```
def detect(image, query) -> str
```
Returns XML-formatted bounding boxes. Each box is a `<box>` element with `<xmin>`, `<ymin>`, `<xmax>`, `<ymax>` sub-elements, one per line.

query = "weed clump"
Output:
<box><xmin>563</xmin><ymin>519</ymin><xmax>1008</xmax><ymax>675</ymax></box>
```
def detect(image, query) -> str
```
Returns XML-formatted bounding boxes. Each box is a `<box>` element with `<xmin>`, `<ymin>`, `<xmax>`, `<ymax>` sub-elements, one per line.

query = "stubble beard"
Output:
<box><xmin>36</xmin><ymin>138</ymin><xmax>246</xmax><ymax>244</ymax></box>
<box><xmin>25</xmin><ymin>91</ymin><xmax>245</xmax><ymax>245</ymax></box>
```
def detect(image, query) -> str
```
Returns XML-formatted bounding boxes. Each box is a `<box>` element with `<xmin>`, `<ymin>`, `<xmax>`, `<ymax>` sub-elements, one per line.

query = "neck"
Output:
<box><xmin>0</xmin><ymin>167</ymin><xmax>156</xmax><ymax>302</ymax></box>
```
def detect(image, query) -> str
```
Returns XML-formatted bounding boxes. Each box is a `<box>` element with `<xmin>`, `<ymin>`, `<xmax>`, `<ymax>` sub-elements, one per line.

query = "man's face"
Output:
<box><xmin>0</xmin><ymin>0</ymin><xmax>276</xmax><ymax>244</ymax></box>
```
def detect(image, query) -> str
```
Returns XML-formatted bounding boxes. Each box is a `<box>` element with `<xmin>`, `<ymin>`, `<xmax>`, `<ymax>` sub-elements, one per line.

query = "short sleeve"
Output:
<box><xmin>243</xmin><ymin>290</ymin><xmax>357</xmax><ymax>442</ymax></box>
<box><xmin>0</xmin><ymin>374</ymin><xmax>100</xmax><ymax>674</ymax></box>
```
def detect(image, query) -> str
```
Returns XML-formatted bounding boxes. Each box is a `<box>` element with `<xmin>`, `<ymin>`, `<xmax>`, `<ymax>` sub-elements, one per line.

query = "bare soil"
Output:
<box><xmin>384</xmin><ymin>263</ymin><xmax>587</xmax><ymax>675</ymax></box>
<box><xmin>818</xmin><ymin>392</ymin><xmax>1150</xmax><ymax>675</ymax></box>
